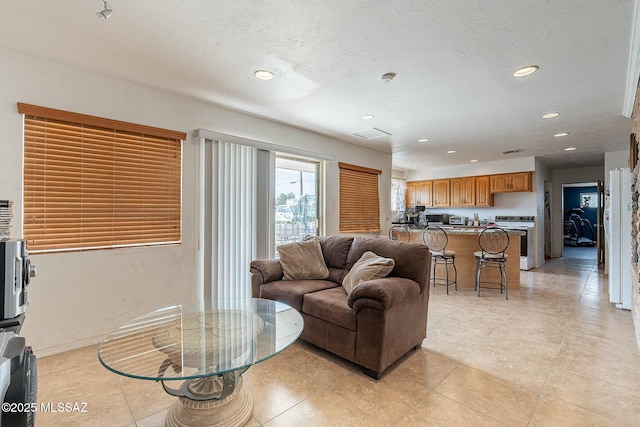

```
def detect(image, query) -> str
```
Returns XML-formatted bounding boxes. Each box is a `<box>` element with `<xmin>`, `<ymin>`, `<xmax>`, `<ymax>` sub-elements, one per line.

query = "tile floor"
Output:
<box><xmin>36</xmin><ymin>251</ymin><xmax>640</xmax><ymax>426</ymax></box>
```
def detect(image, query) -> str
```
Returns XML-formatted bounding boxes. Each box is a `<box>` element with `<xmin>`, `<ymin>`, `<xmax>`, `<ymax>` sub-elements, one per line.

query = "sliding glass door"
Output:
<box><xmin>274</xmin><ymin>156</ymin><xmax>319</xmax><ymax>254</ymax></box>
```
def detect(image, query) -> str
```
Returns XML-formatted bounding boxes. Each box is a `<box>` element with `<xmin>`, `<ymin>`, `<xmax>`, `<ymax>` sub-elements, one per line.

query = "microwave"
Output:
<box><xmin>449</xmin><ymin>216</ymin><xmax>468</xmax><ymax>225</ymax></box>
<box><xmin>425</xmin><ymin>214</ymin><xmax>449</xmax><ymax>224</ymax></box>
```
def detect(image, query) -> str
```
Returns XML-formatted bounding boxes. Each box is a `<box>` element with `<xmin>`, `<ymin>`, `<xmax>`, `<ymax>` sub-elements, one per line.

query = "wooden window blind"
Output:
<box><xmin>339</xmin><ymin>162</ymin><xmax>382</xmax><ymax>233</ymax></box>
<box><xmin>18</xmin><ymin>103</ymin><xmax>186</xmax><ymax>253</ymax></box>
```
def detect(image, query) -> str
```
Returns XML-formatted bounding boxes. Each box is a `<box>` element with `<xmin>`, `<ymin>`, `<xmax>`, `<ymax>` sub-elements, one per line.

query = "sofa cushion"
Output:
<box><xmin>348</xmin><ymin>238</ymin><xmax>431</xmax><ymax>292</ymax></box>
<box><xmin>278</xmin><ymin>239</ymin><xmax>329</xmax><ymax>280</ymax></box>
<box><xmin>342</xmin><ymin>251</ymin><xmax>395</xmax><ymax>294</ymax></box>
<box><xmin>302</xmin><ymin>287</ymin><xmax>357</xmax><ymax>331</ymax></box>
<box><xmin>259</xmin><ymin>279</ymin><xmax>338</xmax><ymax>311</ymax></box>
<box><xmin>306</xmin><ymin>235</ymin><xmax>355</xmax><ymax>283</ymax></box>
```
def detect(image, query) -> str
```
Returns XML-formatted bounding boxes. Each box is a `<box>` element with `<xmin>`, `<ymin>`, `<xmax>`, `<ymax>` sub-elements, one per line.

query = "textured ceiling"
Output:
<box><xmin>1</xmin><ymin>1</ymin><xmax>636</xmax><ymax>171</ymax></box>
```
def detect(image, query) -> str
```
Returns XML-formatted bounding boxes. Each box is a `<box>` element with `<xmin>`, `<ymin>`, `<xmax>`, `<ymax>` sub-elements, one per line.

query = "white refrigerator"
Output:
<box><xmin>604</xmin><ymin>168</ymin><xmax>632</xmax><ymax>310</ymax></box>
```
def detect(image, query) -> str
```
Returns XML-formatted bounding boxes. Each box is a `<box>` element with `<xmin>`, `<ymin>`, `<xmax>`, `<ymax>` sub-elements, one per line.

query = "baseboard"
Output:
<box><xmin>33</xmin><ymin>335</ymin><xmax>107</xmax><ymax>358</ymax></box>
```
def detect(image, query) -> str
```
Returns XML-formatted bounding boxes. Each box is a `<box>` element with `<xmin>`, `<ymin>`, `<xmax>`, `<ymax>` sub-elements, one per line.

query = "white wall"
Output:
<box><xmin>535</xmin><ymin>159</ymin><xmax>552</xmax><ymax>267</ymax></box>
<box><xmin>1</xmin><ymin>47</ymin><xmax>392</xmax><ymax>355</ymax></box>
<box><xmin>604</xmin><ymin>151</ymin><xmax>631</xmax><ymax>184</ymax></box>
<box><xmin>405</xmin><ymin>156</ymin><xmax>536</xmax><ymax>181</ymax></box>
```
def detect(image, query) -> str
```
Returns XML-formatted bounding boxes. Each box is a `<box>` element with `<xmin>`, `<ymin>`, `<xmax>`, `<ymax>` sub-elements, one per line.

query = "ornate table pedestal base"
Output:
<box><xmin>165</xmin><ymin>376</ymin><xmax>253</xmax><ymax>427</ymax></box>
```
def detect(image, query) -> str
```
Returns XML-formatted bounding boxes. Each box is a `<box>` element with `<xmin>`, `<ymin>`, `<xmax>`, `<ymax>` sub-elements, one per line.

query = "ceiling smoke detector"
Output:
<box><xmin>381</xmin><ymin>72</ymin><xmax>396</xmax><ymax>83</ymax></box>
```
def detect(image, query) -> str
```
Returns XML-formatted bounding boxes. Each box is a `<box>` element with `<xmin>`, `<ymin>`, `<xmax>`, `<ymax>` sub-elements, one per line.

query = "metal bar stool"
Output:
<box><xmin>474</xmin><ymin>227</ymin><xmax>510</xmax><ymax>299</ymax></box>
<box><xmin>423</xmin><ymin>226</ymin><xmax>457</xmax><ymax>294</ymax></box>
<box><xmin>389</xmin><ymin>225</ymin><xmax>410</xmax><ymax>242</ymax></box>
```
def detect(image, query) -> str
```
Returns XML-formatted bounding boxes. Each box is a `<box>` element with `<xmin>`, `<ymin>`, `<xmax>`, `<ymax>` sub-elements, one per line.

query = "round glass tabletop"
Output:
<box><xmin>98</xmin><ymin>299</ymin><xmax>303</xmax><ymax>381</ymax></box>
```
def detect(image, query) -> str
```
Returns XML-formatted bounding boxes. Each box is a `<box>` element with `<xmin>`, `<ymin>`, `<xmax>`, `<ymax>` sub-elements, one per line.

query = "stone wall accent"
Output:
<box><xmin>631</xmin><ymin>79</ymin><xmax>640</xmax><ymax>351</ymax></box>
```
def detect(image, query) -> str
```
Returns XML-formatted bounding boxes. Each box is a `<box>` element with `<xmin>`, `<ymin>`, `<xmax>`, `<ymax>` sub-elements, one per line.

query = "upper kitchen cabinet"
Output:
<box><xmin>417</xmin><ymin>180</ymin><xmax>433</xmax><ymax>206</ymax></box>
<box><xmin>450</xmin><ymin>177</ymin><xmax>476</xmax><ymax>207</ymax></box>
<box><xmin>490</xmin><ymin>172</ymin><xmax>531</xmax><ymax>193</ymax></box>
<box><xmin>405</xmin><ymin>180</ymin><xmax>433</xmax><ymax>207</ymax></box>
<box><xmin>432</xmin><ymin>179</ymin><xmax>450</xmax><ymax>207</ymax></box>
<box><xmin>475</xmin><ymin>176</ymin><xmax>494</xmax><ymax>207</ymax></box>
<box><xmin>406</xmin><ymin>182</ymin><xmax>417</xmax><ymax>207</ymax></box>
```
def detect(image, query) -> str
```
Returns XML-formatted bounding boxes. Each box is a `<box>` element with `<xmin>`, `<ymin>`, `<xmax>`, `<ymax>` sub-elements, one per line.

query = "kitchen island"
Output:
<box><xmin>391</xmin><ymin>226</ymin><xmax>522</xmax><ymax>290</ymax></box>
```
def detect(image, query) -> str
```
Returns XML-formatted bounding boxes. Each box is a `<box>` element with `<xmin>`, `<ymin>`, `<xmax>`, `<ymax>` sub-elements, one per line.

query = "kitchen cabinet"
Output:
<box><xmin>490</xmin><ymin>172</ymin><xmax>532</xmax><ymax>193</ymax></box>
<box><xmin>406</xmin><ymin>182</ymin><xmax>417</xmax><ymax>207</ymax></box>
<box><xmin>432</xmin><ymin>179</ymin><xmax>450</xmax><ymax>207</ymax></box>
<box><xmin>450</xmin><ymin>177</ymin><xmax>476</xmax><ymax>207</ymax></box>
<box><xmin>406</xmin><ymin>180</ymin><xmax>433</xmax><ymax>207</ymax></box>
<box><xmin>417</xmin><ymin>181</ymin><xmax>433</xmax><ymax>206</ymax></box>
<box><xmin>475</xmin><ymin>175</ymin><xmax>494</xmax><ymax>207</ymax></box>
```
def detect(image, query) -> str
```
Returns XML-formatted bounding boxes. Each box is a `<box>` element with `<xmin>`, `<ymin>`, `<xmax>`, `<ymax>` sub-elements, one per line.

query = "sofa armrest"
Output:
<box><xmin>347</xmin><ymin>277</ymin><xmax>421</xmax><ymax>311</ymax></box>
<box><xmin>250</xmin><ymin>259</ymin><xmax>284</xmax><ymax>284</ymax></box>
<box><xmin>250</xmin><ymin>258</ymin><xmax>284</xmax><ymax>298</ymax></box>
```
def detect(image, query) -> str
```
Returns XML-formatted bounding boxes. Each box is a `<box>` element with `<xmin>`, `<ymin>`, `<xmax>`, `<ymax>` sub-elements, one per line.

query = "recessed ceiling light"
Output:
<box><xmin>418</xmin><ymin>138</ymin><xmax>429</xmax><ymax>142</ymax></box>
<box><xmin>360</xmin><ymin>114</ymin><xmax>374</xmax><ymax>120</ymax></box>
<box><xmin>543</xmin><ymin>112</ymin><xmax>560</xmax><ymax>119</ymax></box>
<box><xmin>554</xmin><ymin>132</ymin><xmax>569</xmax><ymax>137</ymax></box>
<box><xmin>564</xmin><ymin>147</ymin><xmax>576</xmax><ymax>151</ymax></box>
<box><xmin>470</xmin><ymin>159</ymin><xmax>478</xmax><ymax>163</ymax></box>
<box><xmin>447</xmin><ymin>150</ymin><xmax>456</xmax><ymax>154</ymax></box>
<box><xmin>513</xmin><ymin>65</ymin><xmax>539</xmax><ymax>77</ymax></box>
<box><xmin>254</xmin><ymin>69</ymin><xmax>274</xmax><ymax>80</ymax></box>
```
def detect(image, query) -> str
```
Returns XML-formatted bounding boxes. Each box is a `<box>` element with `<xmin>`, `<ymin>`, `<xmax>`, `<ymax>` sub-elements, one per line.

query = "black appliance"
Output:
<box><xmin>0</xmin><ymin>239</ymin><xmax>37</xmax><ymax>427</ymax></box>
<box><xmin>425</xmin><ymin>213</ymin><xmax>449</xmax><ymax>225</ymax></box>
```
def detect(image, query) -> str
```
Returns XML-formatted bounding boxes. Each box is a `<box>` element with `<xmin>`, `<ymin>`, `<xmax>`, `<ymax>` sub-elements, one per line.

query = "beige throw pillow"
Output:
<box><xmin>342</xmin><ymin>251</ymin><xmax>395</xmax><ymax>294</ymax></box>
<box><xmin>278</xmin><ymin>239</ymin><xmax>329</xmax><ymax>280</ymax></box>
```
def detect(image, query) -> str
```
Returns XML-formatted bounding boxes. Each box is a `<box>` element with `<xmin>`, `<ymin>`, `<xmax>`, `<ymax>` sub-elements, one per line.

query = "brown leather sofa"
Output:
<box><xmin>249</xmin><ymin>235</ymin><xmax>431</xmax><ymax>379</ymax></box>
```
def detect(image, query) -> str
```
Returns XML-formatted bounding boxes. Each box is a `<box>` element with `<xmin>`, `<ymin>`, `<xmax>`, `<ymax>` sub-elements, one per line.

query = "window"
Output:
<box><xmin>391</xmin><ymin>177</ymin><xmax>406</xmax><ymax>213</ymax></box>
<box><xmin>339</xmin><ymin>162</ymin><xmax>381</xmax><ymax>233</ymax></box>
<box><xmin>19</xmin><ymin>103</ymin><xmax>185</xmax><ymax>253</ymax></box>
<box><xmin>275</xmin><ymin>156</ymin><xmax>319</xmax><ymax>253</ymax></box>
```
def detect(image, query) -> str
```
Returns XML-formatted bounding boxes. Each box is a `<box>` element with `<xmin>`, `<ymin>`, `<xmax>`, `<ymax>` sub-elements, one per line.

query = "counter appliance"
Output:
<box><xmin>449</xmin><ymin>216</ymin><xmax>468</xmax><ymax>226</ymax></box>
<box><xmin>424</xmin><ymin>213</ymin><xmax>448</xmax><ymax>225</ymax></box>
<box><xmin>494</xmin><ymin>216</ymin><xmax>535</xmax><ymax>270</ymax></box>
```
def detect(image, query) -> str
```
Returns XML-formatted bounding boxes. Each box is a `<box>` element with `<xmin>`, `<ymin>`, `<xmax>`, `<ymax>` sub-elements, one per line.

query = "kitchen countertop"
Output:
<box><xmin>404</xmin><ymin>226</ymin><xmax>526</xmax><ymax>235</ymax></box>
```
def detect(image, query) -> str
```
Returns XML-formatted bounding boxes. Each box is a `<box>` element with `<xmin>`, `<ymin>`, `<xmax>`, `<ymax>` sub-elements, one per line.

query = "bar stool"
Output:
<box><xmin>423</xmin><ymin>226</ymin><xmax>457</xmax><ymax>294</ymax></box>
<box><xmin>475</xmin><ymin>227</ymin><xmax>510</xmax><ymax>299</ymax></box>
<box><xmin>389</xmin><ymin>225</ymin><xmax>410</xmax><ymax>242</ymax></box>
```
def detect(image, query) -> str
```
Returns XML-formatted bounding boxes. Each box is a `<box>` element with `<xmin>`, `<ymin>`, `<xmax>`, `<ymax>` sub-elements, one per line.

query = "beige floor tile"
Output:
<box><xmin>388</xmin><ymin>347</ymin><xmax>459</xmax><ymax>391</ymax></box>
<box><xmin>434</xmin><ymin>364</ymin><xmax>538</xmax><ymax>426</ymax></box>
<box><xmin>554</xmin><ymin>330</ymin><xmax>640</xmax><ymax>391</ymax></box>
<box><xmin>541</xmin><ymin>367</ymin><xmax>640</xmax><ymax>426</ymax></box>
<box><xmin>117</xmin><ymin>375</ymin><xmax>175</xmax><ymax>421</ymax></box>
<box><xmin>396</xmin><ymin>391</ymin><xmax>508</xmax><ymax>427</ymax></box>
<box><xmin>263</xmin><ymin>389</ymin><xmax>385</xmax><ymax>427</ymax></box>
<box><xmin>529</xmin><ymin>394</ymin><xmax>621</xmax><ymax>427</ymax></box>
<box><xmin>243</xmin><ymin>354</ymin><xmax>321</xmax><ymax>425</ymax></box>
<box><xmin>325</xmin><ymin>364</ymin><xmax>431</xmax><ymax>426</ymax></box>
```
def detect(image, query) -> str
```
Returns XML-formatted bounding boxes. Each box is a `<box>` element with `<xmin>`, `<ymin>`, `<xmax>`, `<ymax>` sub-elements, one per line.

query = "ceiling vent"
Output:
<box><xmin>352</xmin><ymin>128</ymin><xmax>391</xmax><ymax>139</ymax></box>
<box><xmin>502</xmin><ymin>149</ymin><xmax>522</xmax><ymax>155</ymax></box>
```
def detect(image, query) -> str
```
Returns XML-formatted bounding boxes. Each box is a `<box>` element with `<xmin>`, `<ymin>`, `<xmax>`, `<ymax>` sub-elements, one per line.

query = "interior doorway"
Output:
<box><xmin>561</xmin><ymin>181</ymin><xmax>603</xmax><ymax>261</ymax></box>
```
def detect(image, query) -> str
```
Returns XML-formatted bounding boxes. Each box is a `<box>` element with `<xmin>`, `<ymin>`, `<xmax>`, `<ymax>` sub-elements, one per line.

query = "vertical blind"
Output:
<box><xmin>209</xmin><ymin>140</ymin><xmax>257</xmax><ymax>299</ymax></box>
<box><xmin>339</xmin><ymin>162</ymin><xmax>382</xmax><ymax>233</ymax></box>
<box><xmin>18</xmin><ymin>103</ymin><xmax>185</xmax><ymax>253</ymax></box>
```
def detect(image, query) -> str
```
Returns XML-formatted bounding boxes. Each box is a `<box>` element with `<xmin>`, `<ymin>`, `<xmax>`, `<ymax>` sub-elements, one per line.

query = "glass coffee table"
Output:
<box><xmin>98</xmin><ymin>299</ymin><xmax>303</xmax><ymax>427</ymax></box>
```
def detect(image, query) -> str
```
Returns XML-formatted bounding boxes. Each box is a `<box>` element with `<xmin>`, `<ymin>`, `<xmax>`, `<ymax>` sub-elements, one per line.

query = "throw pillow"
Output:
<box><xmin>342</xmin><ymin>251</ymin><xmax>395</xmax><ymax>294</ymax></box>
<box><xmin>278</xmin><ymin>238</ymin><xmax>329</xmax><ymax>280</ymax></box>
